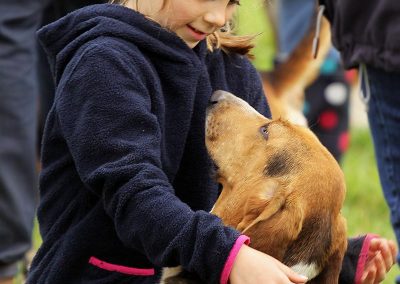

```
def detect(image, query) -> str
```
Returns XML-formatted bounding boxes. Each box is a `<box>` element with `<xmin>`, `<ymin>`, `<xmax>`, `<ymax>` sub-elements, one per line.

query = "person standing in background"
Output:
<box><xmin>320</xmin><ymin>0</ymin><xmax>400</xmax><ymax>282</ymax></box>
<box><xmin>0</xmin><ymin>1</ymin><xmax>43</xmax><ymax>283</ymax></box>
<box><xmin>0</xmin><ymin>1</ymin><xmax>105</xmax><ymax>283</ymax></box>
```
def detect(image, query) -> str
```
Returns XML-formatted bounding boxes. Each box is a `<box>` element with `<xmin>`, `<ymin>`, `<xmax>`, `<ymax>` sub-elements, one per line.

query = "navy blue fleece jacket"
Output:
<box><xmin>28</xmin><ymin>4</ymin><xmax>270</xmax><ymax>283</ymax></box>
<box><xmin>320</xmin><ymin>0</ymin><xmax>400</xmax><ymax>72</ymax></box>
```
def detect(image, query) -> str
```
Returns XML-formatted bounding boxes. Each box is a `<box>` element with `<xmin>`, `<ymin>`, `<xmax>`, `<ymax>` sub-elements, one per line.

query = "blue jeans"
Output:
<box><xmin>276</xmin><ymin>0</ymin><xmax>315</xmax><ymax>58</ymax></box>
<box><xmin>365</xmin><ymin>66</ymin><xmax>400</xmax><ymax>267</ymax></box>
<box><xmin>0</xmin><ymin>0</ymin><xmax>43</xmax><ymax>278</ymax></box>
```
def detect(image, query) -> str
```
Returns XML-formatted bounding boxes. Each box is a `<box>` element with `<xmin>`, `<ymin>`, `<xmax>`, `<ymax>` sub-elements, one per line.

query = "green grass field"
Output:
<box><xmin>342</xmin><ymin>128</ymin><xmax>398</xmax><ymax>283</ymax></box>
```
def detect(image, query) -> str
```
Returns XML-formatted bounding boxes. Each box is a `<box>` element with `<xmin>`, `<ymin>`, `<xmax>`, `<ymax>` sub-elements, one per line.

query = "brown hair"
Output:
<box><xmin>109</xmin><ymin>0</ymin><xmax>255</xmax><ymax>57</ymax></box>
<box><xmin>110</xmin><ymin>0</ymin><xmax>129</xmax><ymax>5</ymax></box>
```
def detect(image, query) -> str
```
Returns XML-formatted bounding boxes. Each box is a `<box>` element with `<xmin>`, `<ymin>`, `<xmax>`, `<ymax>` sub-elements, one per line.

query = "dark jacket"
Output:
<box><xmin>28</xmin><ymin>4</ymin><xmax>270</xmax><ymax>283</ymax></box>
<box><xmin>320</xmin><ymin>0</ymin><xmax>400</xmax><ymax>72</ymax></box>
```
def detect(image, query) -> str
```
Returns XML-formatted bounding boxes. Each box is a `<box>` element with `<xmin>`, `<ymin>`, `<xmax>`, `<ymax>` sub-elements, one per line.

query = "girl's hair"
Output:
<box><xmin>109</xmin><ymin>0</ymin><xmax>255</xmax><ymax>57</ymax></box>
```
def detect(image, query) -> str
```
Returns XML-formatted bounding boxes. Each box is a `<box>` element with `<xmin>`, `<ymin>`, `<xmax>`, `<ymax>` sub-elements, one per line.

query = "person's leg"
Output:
<box><xmin>364</xmin><ymin>66</ymin><xmax>400</xmax><ymax>281</ymax></box>
<box><xmin>275</xmin><ymin>0</ymin><xmax>315</xmax><ymax>60</ymax></box>
<box><xmin>0</xmin><ymin>0</ymin><xmax>43</xmax><ymax>281</ymax></box>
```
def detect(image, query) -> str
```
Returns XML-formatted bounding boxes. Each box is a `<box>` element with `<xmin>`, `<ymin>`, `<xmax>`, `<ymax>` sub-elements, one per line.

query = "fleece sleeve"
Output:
<box><xmin>339</xmin><ymin>235</ymin><xmax>377</xmax><ymax>284</ymax></box>
<box><xmin>55</xmin><ymin>43</ymin><xmax>241</xmax><ymax>283</ymax></box>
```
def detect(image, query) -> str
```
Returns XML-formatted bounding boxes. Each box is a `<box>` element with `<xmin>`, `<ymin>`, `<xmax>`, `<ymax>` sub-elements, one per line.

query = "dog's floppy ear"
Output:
<box><xmin>237</xmin><ymin>180</ymin><xmax>282</xmax><ymax>233</ymax></box>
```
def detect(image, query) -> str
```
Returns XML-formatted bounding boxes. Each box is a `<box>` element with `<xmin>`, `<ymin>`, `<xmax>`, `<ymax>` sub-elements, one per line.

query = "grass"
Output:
<box><xmin>342</xmin><ymin>128</ymin><xmax>399</xmax><ymax>283</ymax></box>
<box><xmin>342</xmin><ymin>129</ymin><xmax>393</xmax><ymax>237</ymax></box>
<box><xmin>235</xmin><ymin>0</ymin><xmax>276</xmax><ymax>71</ymax></box>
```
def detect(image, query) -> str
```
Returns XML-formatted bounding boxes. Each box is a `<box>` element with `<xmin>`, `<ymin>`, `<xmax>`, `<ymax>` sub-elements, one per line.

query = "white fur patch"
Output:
<box><xmin>290</xmin><ymin>262</ymin><xmax>320</xmax><ymax>281</ymax></box>
<box><xmin>209</xmin><ymin>205</ymin><xmax>215</xmax><ymax>213</ymax></box>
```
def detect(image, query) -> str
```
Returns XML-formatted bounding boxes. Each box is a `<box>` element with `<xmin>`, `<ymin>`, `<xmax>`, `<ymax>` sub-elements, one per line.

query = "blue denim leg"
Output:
<box><xmin>276</xmin><ymin>0</ymin><xmax>315</xmax><ymax>58</ymax></box>
<box><xmin>364</xmin><ymin>66</ymin><xmax>400</xmax><ymax>269</ymax></box>
<box><xmin>0</xmin><ymin>0</ymin><xmax>43</xmax><ymax>278</ymax></box>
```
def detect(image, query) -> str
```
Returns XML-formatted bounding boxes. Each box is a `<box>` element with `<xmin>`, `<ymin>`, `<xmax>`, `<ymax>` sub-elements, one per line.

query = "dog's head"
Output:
<box><xmin>205</xmin><ymin>90</ymin><xmax>345</xmax><ymax>236</ymax></box>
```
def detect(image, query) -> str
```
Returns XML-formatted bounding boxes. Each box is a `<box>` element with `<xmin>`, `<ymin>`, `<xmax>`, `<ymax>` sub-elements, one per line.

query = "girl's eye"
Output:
<box><xmin>260</xmin><ymin>125</ymin><xmax>269</xmax><ymax>139</ymax></box>
<box><xmin>229</xmin><ymin>0</ymin><xmax>241</xmax><ymax>5</ymax></box>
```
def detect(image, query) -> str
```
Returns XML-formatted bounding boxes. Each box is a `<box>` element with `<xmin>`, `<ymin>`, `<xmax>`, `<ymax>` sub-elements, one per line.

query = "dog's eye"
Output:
<box><xmin>260</xmin><ymin>125</ymin><xmax>269</xmax><ymax>139</ymax></box>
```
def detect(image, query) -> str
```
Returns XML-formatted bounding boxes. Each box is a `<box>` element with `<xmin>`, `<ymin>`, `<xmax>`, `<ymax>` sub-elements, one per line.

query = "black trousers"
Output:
<box><xmin>0</xmin><ymin>0</ymin><xmax>105</xmax><ymax>278</ymax></box>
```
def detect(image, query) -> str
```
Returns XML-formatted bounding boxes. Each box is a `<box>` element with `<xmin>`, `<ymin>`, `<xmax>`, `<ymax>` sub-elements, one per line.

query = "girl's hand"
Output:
<box><xmin>229</xmin><ymin>245</ymin><xmax>308</xmax><ymax>284</ymax></box>
<box><xmin>360</xmin><ymin>237</ymin><xmax>397</xmax><ymax>284</ymax></box>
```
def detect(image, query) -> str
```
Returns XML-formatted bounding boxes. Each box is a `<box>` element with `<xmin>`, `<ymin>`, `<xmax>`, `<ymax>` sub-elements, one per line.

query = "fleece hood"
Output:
<box><xmin>37</xmin><ymin>4</ymin><xmax>205</xmax><ymax>83</ymax></box>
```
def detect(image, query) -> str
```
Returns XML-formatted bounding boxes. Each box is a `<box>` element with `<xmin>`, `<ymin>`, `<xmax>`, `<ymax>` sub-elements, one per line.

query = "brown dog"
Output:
<box><xmin>206</xmin><ymin>90</ymin><xmax>347</xmax><ymax>283</ymax></box>
<box><xmin>161</xmin><ymin>90</ymin><xmax>347</xmax><ymax>283</ymax></box>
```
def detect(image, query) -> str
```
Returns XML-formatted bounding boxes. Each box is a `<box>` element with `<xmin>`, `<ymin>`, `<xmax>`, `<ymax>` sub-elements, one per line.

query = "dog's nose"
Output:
<box><xmin>210</xmin><ymin>90</ymin><xmax>229</xmax><ymax>105</ymax></box>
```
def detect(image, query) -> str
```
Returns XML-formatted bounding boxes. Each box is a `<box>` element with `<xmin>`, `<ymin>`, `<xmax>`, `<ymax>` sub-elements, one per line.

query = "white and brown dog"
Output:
<box><xmin>162</xmin><ymin>90</ymin><xmax>347</xmax><ymax>283</ymax></box>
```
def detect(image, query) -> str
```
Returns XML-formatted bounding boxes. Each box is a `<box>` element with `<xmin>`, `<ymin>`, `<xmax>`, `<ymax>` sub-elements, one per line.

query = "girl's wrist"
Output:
<box><xmin>220</xmin><ymin>235</ymin><xmax>250</xmax><ymax>284</ymax></box>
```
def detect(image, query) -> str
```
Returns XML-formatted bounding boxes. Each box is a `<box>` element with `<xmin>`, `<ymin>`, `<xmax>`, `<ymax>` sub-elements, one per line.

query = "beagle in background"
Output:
<box><xmin>261</xmin><ymin>17</ymin><xmax>332</xmax><ymax>126</ymax></box>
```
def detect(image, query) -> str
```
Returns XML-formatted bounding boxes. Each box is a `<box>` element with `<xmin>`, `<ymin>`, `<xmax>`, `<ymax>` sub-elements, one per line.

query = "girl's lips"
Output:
<box><xmin>187</xmin><ymin>25</ymin><xmax>207</xmax><ymax>41</ymax></box>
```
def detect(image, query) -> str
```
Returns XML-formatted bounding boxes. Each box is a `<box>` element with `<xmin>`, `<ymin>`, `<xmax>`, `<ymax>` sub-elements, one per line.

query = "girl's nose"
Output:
<box><xmin>203</xmin><ymin>9</ymin><xmax>226</xmax><ymax>28</ymax></box>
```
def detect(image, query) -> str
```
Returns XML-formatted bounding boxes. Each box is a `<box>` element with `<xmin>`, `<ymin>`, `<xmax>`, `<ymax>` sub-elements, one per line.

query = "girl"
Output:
<box><xmin>28</xmin><ymin>0</ymin><xmax>395</xmax><ymax>283</ymax></box>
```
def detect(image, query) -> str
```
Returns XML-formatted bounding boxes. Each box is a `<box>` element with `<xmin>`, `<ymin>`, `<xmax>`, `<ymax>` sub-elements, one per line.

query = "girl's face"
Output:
<box><xmin>129</xmin><ymin>0</ymin><xmax>239</xmax><ymax>48</ymax></box>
